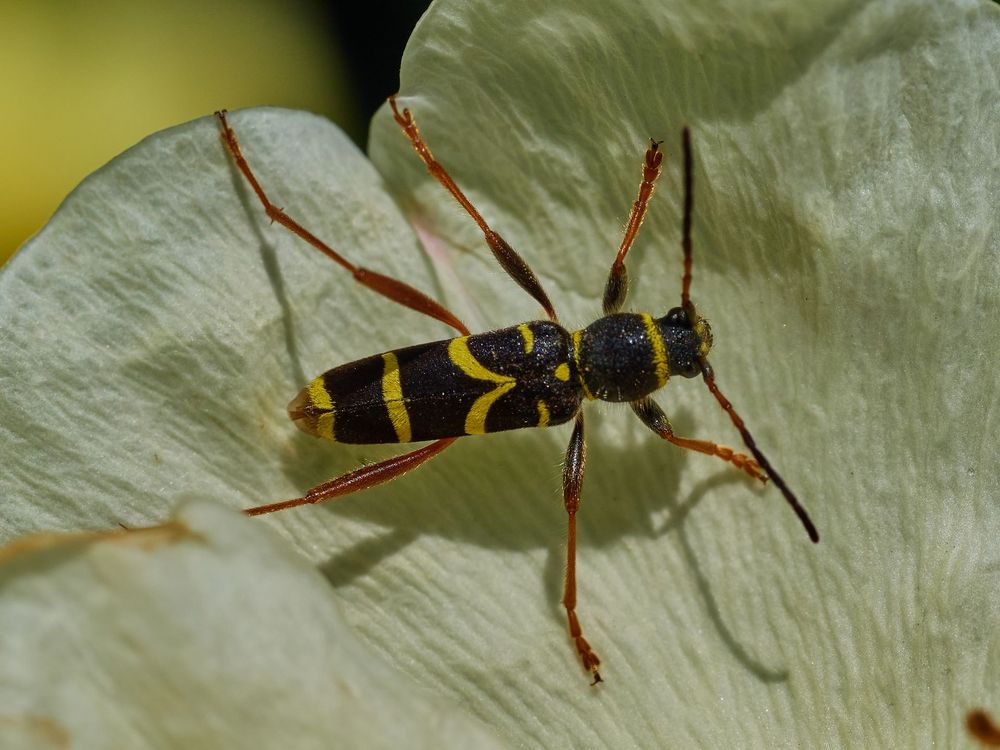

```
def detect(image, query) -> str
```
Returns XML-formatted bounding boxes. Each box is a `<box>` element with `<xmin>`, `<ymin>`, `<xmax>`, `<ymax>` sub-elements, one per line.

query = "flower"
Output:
<box><xmin>2</xmin><ymin>0</ymin><xmax>998</xmax><ymax>746</ymax></box>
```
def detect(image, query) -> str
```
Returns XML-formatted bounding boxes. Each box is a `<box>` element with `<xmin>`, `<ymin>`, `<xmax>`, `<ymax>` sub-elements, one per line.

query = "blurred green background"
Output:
<box><xmin>1</xmin><ymin>0</ymin><xmax>430</xmax><ymax>264</ymax></box>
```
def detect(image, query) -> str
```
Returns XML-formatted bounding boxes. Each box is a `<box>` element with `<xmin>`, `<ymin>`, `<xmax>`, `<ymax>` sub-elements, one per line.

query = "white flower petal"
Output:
<box><xmin>0</xmin><ymin>501</ymin><xmax>506</xmax><ymax>749</ymax></box>
<box><xmin>2</xmin><ymin>0</ymin><xmax>999</xmax><ymax>747</ymax></box>
<box><xmin>1</xmin><ymin>106</ymin><xmax>446</xmax><ymax>538</ymax></box>
<box><xmin>366</xmin><ymin>0</ymin><xmax>1000</xmax><ymax>745</ymax></box>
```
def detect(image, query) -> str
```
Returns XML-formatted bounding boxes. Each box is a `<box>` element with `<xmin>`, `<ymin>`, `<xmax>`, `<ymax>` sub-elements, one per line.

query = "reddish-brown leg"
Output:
<box><xmin>388</xmin><ymin>96</ymin><xmax>558</xmax><ymax>323</ymax></box>
<box><xmin>603</xmin><ymin>140</ymin><xmax>664</xmax><ymax>314</ymax></box>
<box><xmin>560</xmin><ymin>413</ymin><xmax>602</xmax><ymax>684</ymax></box>
<box><xmin>631</xmin><ymin>397</ymin><xmax>767</xmax><ymax>483</ymax></box>
<box><xmin>244</xmin><ymin>438</ymin><xmax>457</xmax><ymax>516</ymax></box>
<box><xmin>215</xmin><ymin>110</ymin><xmax>468</xmax><ymax>336</ymax></box>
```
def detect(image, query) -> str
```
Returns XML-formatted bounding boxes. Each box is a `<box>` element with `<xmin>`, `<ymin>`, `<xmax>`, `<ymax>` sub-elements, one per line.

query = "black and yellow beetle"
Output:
<box><xmin>216</xmin><ymin>97</ymin><xmax>818</xmax><ymax>685</ymax></box>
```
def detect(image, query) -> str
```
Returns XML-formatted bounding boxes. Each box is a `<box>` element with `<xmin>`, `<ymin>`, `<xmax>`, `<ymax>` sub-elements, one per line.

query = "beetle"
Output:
<box><xmin>215</xmin><ymin>97</ymin><xmax>818</xmax><ymax>684</ymax></box>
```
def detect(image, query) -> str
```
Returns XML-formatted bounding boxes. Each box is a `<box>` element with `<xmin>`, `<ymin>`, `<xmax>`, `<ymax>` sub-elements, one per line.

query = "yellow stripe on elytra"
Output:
<box><xmin>518</xmin><ymin>323</ymin><xmax>534</xmax><ymax>353</ymax></box>
<box><xmin>641</xmin><ymin>314</ymin><xmax>669</xmax><ymax>389</ymax></box>
<box><xmin>536</xmin><ymin>400</ymin><xmax>550</xmax><ymax>428</ymax></box>
<box><xmin>381</xmin><ymin>352</ymin><xmax>412</xmax><ymax>443</ymax></box>
<box><xmin>448</xmin><ymin>337</ymin><xmax>517</xmax><ymax>435</ymax></box>
<box><xmin>554</xmin><ymin>363</ymin><xmax>570</xmax><ymax>381</ymax></box>
<box><xmin>571</xmin><ymin>329</ymin><xmax>596</xmax><ymax>400</ymax></box>
<box><xmin>308</xmin><ymin>377</ymin><xmax>335</xmax><ymax>440</ymax></box>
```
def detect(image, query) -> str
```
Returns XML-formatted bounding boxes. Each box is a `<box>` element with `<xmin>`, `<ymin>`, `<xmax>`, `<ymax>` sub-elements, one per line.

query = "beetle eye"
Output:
<box><xmin>669</xmin><ymin>352</ymin><xmax>701</xmax><ymax>378</ymax></box>
<box><xmin>678</xmin><ymin>360</ymin><xmax>701</xmax><ymax>378</ymax></box>
<box><xmin>664</xmin><ymin>307</ymin><xmax>689</xmax><ymax>327</ymax></box>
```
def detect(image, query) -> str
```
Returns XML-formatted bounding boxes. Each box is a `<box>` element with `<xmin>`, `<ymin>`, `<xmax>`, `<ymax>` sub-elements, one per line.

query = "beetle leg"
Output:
<box><xmin>243</xmin><ymin>438</ymin><xmax>457</xmax><ymax>516</ymax></box>
<box><xmin>215</xmin><ymin>110</ymin><xmax>469</xmax><ymax>335</ymax></box>
<box><xmin>631</xmin><ymin>397</ymin><xmax>766</xmax><ymax>483</ymax></box>
<box><xmin>560</xmin><ymin>412</ymin><xmax>602</xmax><ymax>684</ymax></box>
<box><xmin>603</xmin><ymin>139</ymin><xmax>664</xmax><ymax>314</ymax></box>
<box><xmin>388</xmin><ymin>96</ymin><xmax>559</xmax><ymax>323</ymax></box>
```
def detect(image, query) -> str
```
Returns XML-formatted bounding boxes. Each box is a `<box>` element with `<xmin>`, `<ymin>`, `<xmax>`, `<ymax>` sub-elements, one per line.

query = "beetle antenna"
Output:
<box><xmin>680</xmin><ymin>126</ymin><xmax>694</xmax><ymax>313</ymax></box>
<box><xmin>681</xmin><ymin>127</ymin><xmax>816</xmax><ymax>542</ymax></box>
<box><xmin>700</xmin><ymin>361</ymin><xmax>819</xmax><ymax>543</ymax></box>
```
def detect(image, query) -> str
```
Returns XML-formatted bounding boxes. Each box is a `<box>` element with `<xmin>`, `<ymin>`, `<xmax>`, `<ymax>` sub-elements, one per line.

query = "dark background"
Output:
<box><xmin>329</xmin><ymin>0</ymin><xmax>430</xmax><ymax>148</ymax></box>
